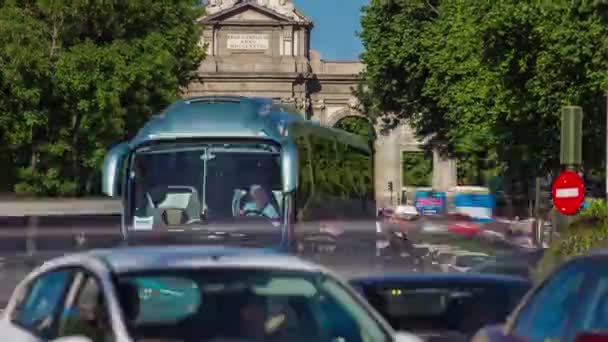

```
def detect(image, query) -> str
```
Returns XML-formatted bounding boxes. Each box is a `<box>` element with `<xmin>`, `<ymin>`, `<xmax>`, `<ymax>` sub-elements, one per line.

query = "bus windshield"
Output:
<box><xmin>127</xmin><ymin>141</ymin><xmax>283</xmax><ymax>232</ymax></box>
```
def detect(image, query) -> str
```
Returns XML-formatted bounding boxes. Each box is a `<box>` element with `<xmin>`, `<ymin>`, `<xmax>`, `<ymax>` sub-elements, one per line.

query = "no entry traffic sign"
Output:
<box><xmin>552</xmin><ymin>170</ymin><xmax>585</xmax><ymax>216</ymax></box>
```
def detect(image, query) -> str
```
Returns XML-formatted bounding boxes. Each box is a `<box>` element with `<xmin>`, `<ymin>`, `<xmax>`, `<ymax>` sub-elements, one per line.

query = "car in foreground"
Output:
<box><xmin>473</xmin><ymin>251</ymin><xmax>608</xmax><ymax>342</ymax></box>
<box><xmin>468</xmin><ymin>258</ymin><xmax>531</xmax><ymax>279</ymax></box>
<box><xmin>351</xmin><ymin>273</ymin><xmax>531</xmax><ymax>342</ymax></box>
<box><xmin>445</xmin><ymin>252</ymin><xmax>492</xmax><ymax>272</ymax></box>
<box><xmin>468</xmin><ymin>249</ymin><xmax>544</xmax><ymax>279</ymax></box>
<box><xmin>0</xmin><ymin>245</ymin><xmax>423</xmax><ymax>342</ymax></box>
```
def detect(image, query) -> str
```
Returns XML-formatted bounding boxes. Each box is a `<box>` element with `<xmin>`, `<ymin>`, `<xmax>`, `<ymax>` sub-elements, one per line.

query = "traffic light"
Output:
<box><xmin>388</xmin><ymin>181</ymin><xmax>393</xmax><ymax>191</ymax></box>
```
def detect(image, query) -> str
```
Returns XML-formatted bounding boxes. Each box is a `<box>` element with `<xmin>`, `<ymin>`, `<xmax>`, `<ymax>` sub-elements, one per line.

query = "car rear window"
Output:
<box><xmin>130</xmin><ymin>276</ymin><xmax>201</xmax><ymax>324</ymax></box>
<box><xmin>114</xmin><ymin>268</ymin><xmax>388</xmax><ymax>342</ymax></box>
<box><xmin>357</xmin><ymin>281</ymin><xmax>530</xmax><ymax>336</ymax></box>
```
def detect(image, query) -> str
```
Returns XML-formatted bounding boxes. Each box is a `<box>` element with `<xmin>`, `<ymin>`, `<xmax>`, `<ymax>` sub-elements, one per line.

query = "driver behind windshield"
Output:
<box><xmin>242</xmin><ymin>184</ymin><xmax>279</xmax><ymax>219</ymax></box>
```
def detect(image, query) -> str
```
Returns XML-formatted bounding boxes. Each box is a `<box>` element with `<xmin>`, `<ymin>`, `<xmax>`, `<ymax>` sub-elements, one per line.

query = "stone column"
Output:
<box><xmin>374</xmin><ymin>127</ymin><xmax>402</xmax><ymax>208</ymax></box>
<box><xmin>282</xmin><ymin>27</ymin><xmax>293</xmax><ymax>56</ymax></box>
<box><xmin>431</xmin><ymin>150</ymin><xmax>457</xmax><ymax>191</ymax></box>
<box><xmin>198</xmin><ymin>29</ymin><xmax>218</xmax><ymax>73</ymax></box>
<box><xmin>311</xmin><ymin>98</ymin><xmax>326</xmax><ymax>124</ymax></box>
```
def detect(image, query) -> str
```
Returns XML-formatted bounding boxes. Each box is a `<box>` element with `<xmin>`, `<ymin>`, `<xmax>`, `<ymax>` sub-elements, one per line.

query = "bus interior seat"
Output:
<box><xmin>144</xmin><ymin>193</ymin><xmax>164</xmax><ymax>227</ymax></box>
<box><xmin>145</xmin><ymin>186</ymin><xmax>201</xmax><ymax>225</ymax></box>
<box><xmin>232</xmin><ymin>190</ymin><xmax>247</xmax><ymax>216</ymax></box>
<box><xmin>166</xmin><ymin>186</ymin><xmax>201</xmax><ymax>224</ymax></box>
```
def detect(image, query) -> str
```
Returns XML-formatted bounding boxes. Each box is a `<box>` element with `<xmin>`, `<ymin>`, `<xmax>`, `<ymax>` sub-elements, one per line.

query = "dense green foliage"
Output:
<box><xmin>534</xmin><ymin>199</ymin><xmax>608</xmax><ymax>281</ymax></box>
<box><xmin>334</xmin><ymin>116</ymin><xmax>375</xmax><ymax>142</ymax></box>
<box><xmin>402</xmin><ymin>152</ymin><xmax>432</xmax><ymax>187</ymax></box>
<box><xmin>0</xmin><ymin>0</ymin><xmax>205</xmax><ymax>196</ymax></box>
<box><xmin>357</xmin><ymin>0</ymin><xmax>608</xmax><ymax>192</ymax></box>
<box><xmin>295</xmin><ymin>124</ymin><xmax>375</xmax><ymax>221</ymax></box>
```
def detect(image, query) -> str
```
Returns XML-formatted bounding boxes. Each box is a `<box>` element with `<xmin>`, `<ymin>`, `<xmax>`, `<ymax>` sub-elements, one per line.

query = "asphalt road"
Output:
<box><xmin>0</xmin><ymin>214</ymin><xmax>531</xmax><ymax>308</ymax></box>
<box><xmin>0</xmin><ymin>214</ymin><xmax>122</xmax><ymax>256</ymax></box>
<box><xmin>0</xmin><ymin>252</ymin><xmax>423</xmax><ymax>308</ymax></box>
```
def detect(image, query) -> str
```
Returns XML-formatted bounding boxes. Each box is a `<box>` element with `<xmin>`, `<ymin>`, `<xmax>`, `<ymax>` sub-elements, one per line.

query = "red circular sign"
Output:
<box><xmin>552</xmin><ymin>170</ymin><xmax>585</xmax><ymax>216</ymax></box>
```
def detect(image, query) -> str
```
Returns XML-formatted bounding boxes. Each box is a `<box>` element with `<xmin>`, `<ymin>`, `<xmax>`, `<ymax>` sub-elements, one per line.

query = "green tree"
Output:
<box><xmin>402</xmin><ymin>152</ymin><xmax>432</xmax><ymax>187</ymax></box>
<box><xmin>0</xmin><ymin>0</ymin><xmax>205</xmax><ymax>196</ymax></box>
<box><xmin>334</xmin><ymin>116</ymin><xmax>375</xmax><ymax>143</ymax></box>
<box><xmin>334</xmin><ymin>116</ymin><xmax>376</xmax><ymax>198</ymax></box>
<box><xmin>534</xmin><ymin>199</ymin><xmax>608</xmax><ymax>282</ymax></box>
<box><xmin>357</xmin><ymin>0</ymin><xmax>608</xmax><ymax>195</ymax></box>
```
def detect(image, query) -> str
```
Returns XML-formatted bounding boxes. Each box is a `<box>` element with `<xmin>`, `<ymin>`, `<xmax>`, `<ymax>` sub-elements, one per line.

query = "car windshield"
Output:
<box><xmin>128</xmin><ymin>141</ymin><xmax>283</xmax><ymax>233</ymax></box>
<box><xmin>455</xmin><ymin>255</ymin><xmax>490</xmax><ymax>267</ymax></box>
<box><xmin>357</xmin><ymin>282</ymin><xmax>530</xmax><ymax>336</ymax></box>
<box><xmin>115</xmin><ymin>269</ymin><xmax>389</xmax><ymax>342</ymax></box>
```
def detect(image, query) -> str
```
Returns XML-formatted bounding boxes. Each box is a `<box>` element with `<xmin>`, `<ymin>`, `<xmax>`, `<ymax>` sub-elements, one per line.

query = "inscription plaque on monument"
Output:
<box><xmin>227</xmin><ymin>33</ymin><xmax>269</xmax><ymax>50</ymax></box>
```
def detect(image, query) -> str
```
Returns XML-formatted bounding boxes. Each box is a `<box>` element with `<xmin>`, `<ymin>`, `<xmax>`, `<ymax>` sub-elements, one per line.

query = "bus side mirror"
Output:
<box><xmin>102</xmin><ymin>142</ymin><xmax>129</xmax><ymax>197</ymax></box>
<box><xmin>281</xmin><ymin>142</ymin><xmax>298</xmax><ymax>193</ymax></box>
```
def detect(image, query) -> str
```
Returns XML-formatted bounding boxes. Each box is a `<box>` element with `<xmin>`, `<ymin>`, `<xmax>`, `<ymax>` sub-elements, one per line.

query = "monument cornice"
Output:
<box><xmin>195</xmin><ymin>71</ymin><xmax>313</xmax><ymax>79</ymax></box>
<box><xmin>203</xmin><ymin>21</ymin><xmax>310</xmax><ymax>27</ymax></box>
<box><xmin>314</xmin><ymin>74</ymin><xmax>361</xmax><ymax>81</ymax></box>
<box><xmin>194</xmin><ymin>71</ymin><xmax>361</xmax><ymax>82</ymax></box>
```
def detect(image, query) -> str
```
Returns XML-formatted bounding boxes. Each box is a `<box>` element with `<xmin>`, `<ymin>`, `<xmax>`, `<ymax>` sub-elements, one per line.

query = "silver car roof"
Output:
<box><xmin>40</xmin><ymin>245</ymin><xmax>327</xmax><ymax>275</ymax></box>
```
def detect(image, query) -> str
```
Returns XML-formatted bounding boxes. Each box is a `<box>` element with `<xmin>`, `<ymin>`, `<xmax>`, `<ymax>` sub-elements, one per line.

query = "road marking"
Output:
<box><xmin>556</xmin><ymin>188</ymin><xmax>579</xmax><ymax>198</ymax></box>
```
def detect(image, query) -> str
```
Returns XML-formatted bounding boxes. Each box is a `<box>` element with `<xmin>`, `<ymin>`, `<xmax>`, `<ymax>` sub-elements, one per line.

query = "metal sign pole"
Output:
<box><xmin>555</xmin><ymin>106</ymin><xmax>584</xmax><ymax>234</ymax></box>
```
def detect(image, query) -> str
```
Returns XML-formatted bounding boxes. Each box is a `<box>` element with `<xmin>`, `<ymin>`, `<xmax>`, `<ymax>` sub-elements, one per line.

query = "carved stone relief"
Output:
<box><xmin>206</xmin><ymin>0</ymin><xmax>303</xmax><ymax>21</ymax></box>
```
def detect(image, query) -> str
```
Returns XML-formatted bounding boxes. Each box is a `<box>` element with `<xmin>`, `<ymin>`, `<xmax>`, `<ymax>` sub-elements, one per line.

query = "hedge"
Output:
<box><xmin>533</xmin><ymin>199</ymin><xmax>608</xmax><ymax>282</ymax></box>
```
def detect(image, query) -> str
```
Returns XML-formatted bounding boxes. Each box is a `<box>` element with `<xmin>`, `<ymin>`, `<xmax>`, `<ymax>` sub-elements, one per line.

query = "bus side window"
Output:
<box><xmin>295</xmin><ymin>135</ymin><xmax>312</xmax><ymax>221</ymax></box>
<box><xmin>310</xmin><ymin>135</ymin><xmax>343</xmax><ymax>220</ymax></box>
<box><xmin>343</xmin><ymin>145</ymin><xmax>373</xmax><ymax>218</ymax></box>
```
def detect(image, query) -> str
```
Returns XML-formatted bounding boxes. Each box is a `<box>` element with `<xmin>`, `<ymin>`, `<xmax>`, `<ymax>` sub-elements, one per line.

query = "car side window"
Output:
<box><xmin>571</xmin><ymin>262</ymin><xmax>608</xmax><ymax>336</ymax></box>
<box><xmin>11</xmin><ymin>269</ymin><xmax>73</xmax><ymax>339</ymax></box>
<box><xmin>59</xmin><ymin>273</ymin><xmax>114</xmax><ymax>342</ymax></box>
<box><xmin>319</xmin><ymin>279</ymin><xmax>388</xmax><ymax>342</ymax></box>
<box><xmin>512</xmin><ymin>262</ymin><xmax>585</xmax><ymax>342</ymax></box>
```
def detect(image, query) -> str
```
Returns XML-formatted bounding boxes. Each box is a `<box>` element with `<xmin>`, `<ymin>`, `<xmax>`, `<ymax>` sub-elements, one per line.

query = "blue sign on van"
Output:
<box><xmin>414</xmin><ymin>191</ymin><xmax>446</xmax><ymax>215</ymax></box>
<box><xmin>453</xmin><ymin>193</ymin><xmax>495</xmax><ymax>222</ymax></box>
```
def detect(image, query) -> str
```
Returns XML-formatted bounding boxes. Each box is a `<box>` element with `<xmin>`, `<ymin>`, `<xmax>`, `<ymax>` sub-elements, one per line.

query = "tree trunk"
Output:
<box><xmin>71</xmin><ymin>113</ymin><xmax>83</xmax><ymax>194</ymax></box>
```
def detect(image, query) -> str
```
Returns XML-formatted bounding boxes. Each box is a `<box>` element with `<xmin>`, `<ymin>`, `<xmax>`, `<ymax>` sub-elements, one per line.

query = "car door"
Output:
<box><xmin>559</xmin><ymin>257</ymin><xmax>608</xmax><ymax>342</ymax></box>
<box><xmin>55</xmin><ymin>270</ymin><xmax>117</xmax><ymax>342</ymax></box>
<box><xmin>0</xmin><ymin>268</ymin><xmax>75</xmax><ymax>342</ymax></box>
<box><xmin>506</xmin><ymin>259</ymin><xmax>591</xmax><ymax>342</ymax></box>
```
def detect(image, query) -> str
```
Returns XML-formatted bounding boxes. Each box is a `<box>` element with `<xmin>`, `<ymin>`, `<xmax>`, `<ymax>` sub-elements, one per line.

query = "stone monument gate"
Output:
<box><xmin>186</xmin><ymin>0</ymin><xmax>457</xmax><ymax>207</ymax></box>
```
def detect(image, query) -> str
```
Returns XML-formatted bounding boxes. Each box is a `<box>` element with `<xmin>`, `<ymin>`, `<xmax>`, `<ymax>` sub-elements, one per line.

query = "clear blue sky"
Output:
<box><xmin>293</xmin><ymin>0</ymin><xmax>367</xmax><ymax>61</ymax></box>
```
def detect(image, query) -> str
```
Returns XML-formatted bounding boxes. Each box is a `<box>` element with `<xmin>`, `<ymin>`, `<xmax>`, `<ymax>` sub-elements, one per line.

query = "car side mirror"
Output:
<box><xmin>51</xmin><ymin>336</ymin><xmax>94</xmax><ymax>342</ymax></box>
<box><xmin>574</xmin><ymin>332</ymin><xmax>608</xmax><ymax>342</ymax></box>
<box><xmin>395</xmin><ymin>331</ymin><xmax>424</xmax><ymax>342</ymax></box>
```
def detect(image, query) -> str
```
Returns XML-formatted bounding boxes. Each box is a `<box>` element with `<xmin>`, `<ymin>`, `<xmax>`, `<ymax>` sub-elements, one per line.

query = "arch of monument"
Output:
<box><xmin>187</xmin><ymin>0</ymin><xmax>457</xmax><ymax>207</ymax></box>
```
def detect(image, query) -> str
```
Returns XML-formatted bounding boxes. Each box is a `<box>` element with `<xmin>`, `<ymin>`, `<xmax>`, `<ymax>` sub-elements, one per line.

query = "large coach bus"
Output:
<box><xmin>101</xmin><ymin>96</ymin><xmax>380</xmax><ymax>256</ymax></box>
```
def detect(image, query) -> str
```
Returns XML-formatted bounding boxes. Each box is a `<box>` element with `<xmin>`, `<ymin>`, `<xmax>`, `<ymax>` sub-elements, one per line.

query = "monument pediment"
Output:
<box><xmin>201</xmin><ymin>0</ymin><xmax>312</xmax><ymax>25</ymax></box>
<box><xmin>197</xmin><ymin>0</ymin><xmax>313</xmax><ymax>73</ymax></box>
